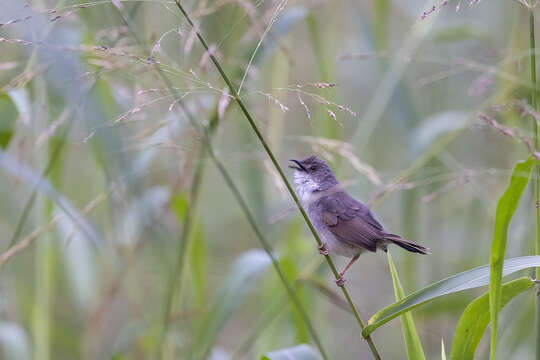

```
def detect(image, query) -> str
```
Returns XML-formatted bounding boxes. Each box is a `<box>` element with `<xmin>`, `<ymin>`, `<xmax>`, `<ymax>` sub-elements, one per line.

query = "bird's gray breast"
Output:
<box><xmin>307</xmin><ymin>201</ymin><xmax>363</xmax><ymax>258</ymax></box>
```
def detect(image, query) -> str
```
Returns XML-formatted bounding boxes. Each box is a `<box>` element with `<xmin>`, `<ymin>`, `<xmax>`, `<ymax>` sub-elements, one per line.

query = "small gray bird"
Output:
<box><xmin>289</xmin><ymin>155</ymin><xmax>429</xmax><ymax>286</ymax></box>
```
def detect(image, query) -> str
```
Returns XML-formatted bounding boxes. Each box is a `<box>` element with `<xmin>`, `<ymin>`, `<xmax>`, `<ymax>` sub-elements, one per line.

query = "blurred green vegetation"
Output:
<box><xmin>1</xmin><ymin>0</ymin><xmax>540</xmax><ymax>359</ymax></box>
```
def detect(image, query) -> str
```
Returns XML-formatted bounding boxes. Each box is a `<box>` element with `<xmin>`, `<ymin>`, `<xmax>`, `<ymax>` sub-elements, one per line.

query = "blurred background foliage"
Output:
<box><xmin>0</xmin><ymin>0</ymin><xmax>539</xmax><ymax>359</ymax></box>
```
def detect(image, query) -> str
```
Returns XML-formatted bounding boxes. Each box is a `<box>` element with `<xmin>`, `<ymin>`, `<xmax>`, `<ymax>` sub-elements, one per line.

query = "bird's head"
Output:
<box><xmin>289</xmin><ymin>155</ymin><xmax>338</xmax><ymax>195</ymax></box>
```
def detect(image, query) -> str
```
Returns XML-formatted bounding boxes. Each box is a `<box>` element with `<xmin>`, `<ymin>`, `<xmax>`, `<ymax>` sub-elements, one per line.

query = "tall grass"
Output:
<box><xmin>2</xmin><ymin>1</ymin><xmax>540</xmax><ymax>359</ymax></box>
<box><xmin>528</xmin><ymin>7</ymin><xmax>540</xmax><ymax>360</ymax></box>
<box><xmin>172</xmin><ymin>2</ymin><xmax>382</xmax><ymax>358</ymax></box>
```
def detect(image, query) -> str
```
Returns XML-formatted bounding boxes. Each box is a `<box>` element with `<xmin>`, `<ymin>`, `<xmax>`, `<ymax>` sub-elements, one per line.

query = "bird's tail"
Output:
<box><xmin>384</xmin><ymin>233</ymin><xmax>430</xmax><ymax>255</ymax></box>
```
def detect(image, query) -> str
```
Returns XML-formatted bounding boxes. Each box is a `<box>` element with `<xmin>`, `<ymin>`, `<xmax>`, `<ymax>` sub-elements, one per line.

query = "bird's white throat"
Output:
<box><xmin>294</xmin><ymin>171</ymin><xmax>320</xmax><ymax>203</ymax></box>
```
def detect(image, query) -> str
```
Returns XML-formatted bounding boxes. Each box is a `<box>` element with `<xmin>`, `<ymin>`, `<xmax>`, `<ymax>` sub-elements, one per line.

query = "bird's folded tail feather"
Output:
<box><xmin>384</xmin><ymin>233</ymin><xmax>430</xmax><ymax>255</ymax></box>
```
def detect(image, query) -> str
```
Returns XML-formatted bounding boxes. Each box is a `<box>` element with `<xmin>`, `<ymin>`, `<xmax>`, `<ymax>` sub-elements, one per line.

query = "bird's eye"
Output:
<box><xmin>310</xmin><ymin>165</ymin><xmax>317</xmax><ymax>171</ymax></box>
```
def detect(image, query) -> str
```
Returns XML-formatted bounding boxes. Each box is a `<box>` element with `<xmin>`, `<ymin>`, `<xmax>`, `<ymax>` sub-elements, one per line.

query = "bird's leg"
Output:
<box><xmin>318</xmin><ymin>242</ymin><xmax>329</xmax><ymax>255</ymax></box>
<box><xmin>335</xmin><ymin>254</ymin><xmax>360</xmax><ymax>287</ymax></box>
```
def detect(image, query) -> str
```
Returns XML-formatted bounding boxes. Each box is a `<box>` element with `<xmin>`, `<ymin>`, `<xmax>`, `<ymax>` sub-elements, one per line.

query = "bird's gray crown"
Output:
<box><xmin>289</xmin><ymin>155</ymin><xmax>338</xmax><ymax>196</ymax></box>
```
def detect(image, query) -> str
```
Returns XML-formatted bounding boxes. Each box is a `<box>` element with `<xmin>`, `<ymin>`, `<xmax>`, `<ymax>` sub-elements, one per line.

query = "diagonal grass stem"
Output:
<box><xmin>111</xmin><ymin>5</ymin><xmax>329</xmax><ymax>359</ymax></box>
<box><xmin>173</xmin><ymin>1</ymin><xmax>381</xmax><ymax>358</ymax></box>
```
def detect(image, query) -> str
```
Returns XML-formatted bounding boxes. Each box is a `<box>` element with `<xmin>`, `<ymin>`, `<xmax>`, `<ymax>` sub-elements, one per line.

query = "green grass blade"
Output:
<box><xmin>489</xmin><ymin>158</ymin><xmax>535</xmax><ymax>360</ymax></box>
<box><xmin>173</xmin><ymin>2</ymin><xmax>381</xmax><ymax>358</ymax></box>
<box><xmin>387</xmin><ymin>252</ymin><xmax>426</xmax><ymax>360</ymax></box>
<box><xmin>305</xmin><ymin>14</ymin><xmax>339</xmax><ymax>138</ymax></box>
<box><xmin>0</xmin><ymin>152</ymin><xmax>102</xmax><ymax>252</ymax></box>
<box><xmin>373</xmin><ymin>0</ymin><xmax>389</xmax><ymax>52</ymax></box>
<box><xmin>450</xmin><ymin>277</ymin><xmax>534</xmax><ymax>360</ymax></box>
<box><xmin>261</xmin><ymin>344</ymin><xmax>321</xmax><ymax>360</ymax></box>
<box><xmin>191</xmin><ymin>250</ymin><xmax>272</xmax><ymax>359</ymax></box>
<box><xmin>441</xmin><ymin>339</ymin><xmax>447</xmax><ymax>360</ymax></box>
<box><xmin>0</xmin><ymin>92</ymin><xmax>18</xmax><ymax>149</ymax></box>
<box><xmin>189</xmin><ymin>221</ymin><xmax>207</xmax><ymax>306</ymax></box>
<box><xmin>363</xmin><ymin>255</ymin><xmax>540</xmax><ymax>337</ymax></box>
<box><xmin>352</xmin><ymin>1</ymin><xmax>439</xmax><ymax>153</ymax></box>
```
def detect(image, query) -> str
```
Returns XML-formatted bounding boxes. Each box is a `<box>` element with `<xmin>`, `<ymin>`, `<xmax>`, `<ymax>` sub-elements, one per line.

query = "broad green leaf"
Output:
<box><xmin>192</xmin><ymin>250</ymin><xmax>272</xmax><ymax>358</ymax></box>
<box><xmin>0</xmin><ymin>92</ymin><xmax>18</xmax><ymax>149</ymax></box>
<box><xmin>387</xmin><ymin>252</ymin><xmax>425</xmax><ymax>360</ymax></box>
<box><xmin>261</xmin><ymin>344</ymin><xmax>321</xmax><ymax>360</ymax></box>
<box><xmin>441</xmin><ymin>339</ymin><xmax>446</xmax><ymax>360</ymax></box>
<box><xmin>450</xmin><ymin>277</ymin><xmax>534</xmax><ymax>360</ymax></box>
<box><xmin>362</xmin><ymin>255</ymin><xmax>540</xmax><ymax>337</ymax></box>
<box><xmin>489</xmin><ymin>158</ymin><xmax>535</xmax><ymax>360</ymax></box>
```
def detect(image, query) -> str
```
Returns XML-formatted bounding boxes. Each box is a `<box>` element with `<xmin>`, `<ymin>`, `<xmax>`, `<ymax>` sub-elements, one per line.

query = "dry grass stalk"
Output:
<box><xmin>298</xmin><ymin>136</ymin><xmax>382</xmax><ymax>186</ymax></box>
<box><xmin>0</xmin><ymin>190</ymin><xmax>110</xmax><ymax>267</ymax></box>
<box><xmin>478</xmin><ymin>112</ymin><xmax>540</xmax><ymax>159</ymax></box>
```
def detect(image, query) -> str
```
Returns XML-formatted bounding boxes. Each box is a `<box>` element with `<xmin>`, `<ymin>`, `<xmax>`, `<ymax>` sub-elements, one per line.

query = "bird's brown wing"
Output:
<box><xmin>314</xmin><ymin>190</ymin><xmax>385</xmax><ymax>252</ymax></box>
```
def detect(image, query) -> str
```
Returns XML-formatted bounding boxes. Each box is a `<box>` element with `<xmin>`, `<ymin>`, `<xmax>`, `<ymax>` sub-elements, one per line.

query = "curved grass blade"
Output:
<box><xmin>413</xmin><ymin>111</ymin><xmax>469</xmax><ymax>155</ymax></box>
<box><xmin>352</xmin><ymin>1</ymin><xmax>439</xmax><ymax>152</ymax></box>
<box><xmin>489</xmin><ymin>158</ymin><xmax>535</xmax><ymax>359</ymax></box>
<box><xmin>191</xmin><ymin>250</ymin><xmax>272</xmax><ymax>359</ymax></box>
<box><xmin>0</xmin><ymin>151</ymin><xmax>101</xmax><ymax>249</ymax></box>
<box><xmin>261</xmin><ymin>344</ymin><xmax>321</xmax><ymax>360</ymax></box>
<box><xmin>362</xmin><ymin>255</ymin><xmax>540</xmax><ymax>337</ymax></box>
<box><xmin>450</xmin><ymin>277</ymin><xmax>534</xmax><ymax>360</ymax></box>
<box><xmin>387</xmin><ymin>252</ymin><xmax>425</xmax><ymax>360</ymax></box>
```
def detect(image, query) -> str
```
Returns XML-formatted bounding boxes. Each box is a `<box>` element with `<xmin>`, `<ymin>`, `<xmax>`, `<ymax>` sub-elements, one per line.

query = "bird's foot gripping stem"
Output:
<box><xmin>318</xmin><ymin>243</ymin><xmax>329</xmax><ymax>256</ymax></box>
<box><xmin>335</xmin><ymin>274</ymin><xmax>347</xmax><ymax>287</ymax></box>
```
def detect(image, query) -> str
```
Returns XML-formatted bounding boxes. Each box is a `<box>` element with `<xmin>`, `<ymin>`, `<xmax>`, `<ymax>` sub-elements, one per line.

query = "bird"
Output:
<box><xmin>289</xmin><ymin>155</ymin><xmax>429</xmax><ymax>286</ymax></box>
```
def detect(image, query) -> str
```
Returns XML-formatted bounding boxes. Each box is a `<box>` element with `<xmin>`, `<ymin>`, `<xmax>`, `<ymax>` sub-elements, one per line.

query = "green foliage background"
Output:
<box><xmin>0</xmin><ymin>0</ymin><xmax>539</xmax><ymax>359</ymax></box>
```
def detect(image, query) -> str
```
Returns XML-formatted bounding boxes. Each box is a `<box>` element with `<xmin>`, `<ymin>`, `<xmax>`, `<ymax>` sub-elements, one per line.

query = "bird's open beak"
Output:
<box><xmin>289</xmin><ymin>159</ymin><xmax>306</xmax><ymax>172</ymax></box>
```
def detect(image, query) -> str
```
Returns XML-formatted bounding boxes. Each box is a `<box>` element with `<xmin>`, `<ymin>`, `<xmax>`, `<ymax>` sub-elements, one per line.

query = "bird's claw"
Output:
<box><xmin>335</xmin><ymin>275</ymin><xmax>346</xmax><ymax>287</ymax></box>
<box><xmin>318</xmin><ymin>243</ymin><xmax>329</xmax><ymax>255</ymax></box>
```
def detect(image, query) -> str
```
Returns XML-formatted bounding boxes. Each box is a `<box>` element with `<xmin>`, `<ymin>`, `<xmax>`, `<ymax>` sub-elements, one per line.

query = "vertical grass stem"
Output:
<box><xmin>529</xmin><ymin>9</ymin><xmax>540</xmax><ymax>360</ymax></box>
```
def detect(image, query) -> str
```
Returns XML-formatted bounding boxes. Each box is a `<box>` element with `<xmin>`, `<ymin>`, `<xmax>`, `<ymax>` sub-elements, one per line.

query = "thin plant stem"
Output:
<box><xmin>204</xmin><ymin>142</ymin><xmax>330</xmax><ymax>360</ymax></box>
<box><xmin>110</xmin><ymin>6</ymin><xmax>329</xmax><ymax>359</ymax></box>
<box><xmin>156</xmin><ymin>112</ymin><xmax>216</xmax><ymax>359</ymax></box>
<box><xmin>158</xmin><ymin>44</ymin><xmax>331</xmax><ymax>360</ymax></box>
<box><xmin>7</xmin><ymin>113</ymin><xmax>73</xmax><ymax>249</ymax></box>
<box><xmin>529</xmin><ymin>8</ymin><xmax>540</xmax><ymax>360</ymax></box>
<box><xmin>173</xmin><ymin>2</ymin><xmax>382</xmax><ymax>358</ymax></box>
<box><xmin>7</xmin><ymin>0</ymin><xmax>71</xmax><ymax>249</ymax></box>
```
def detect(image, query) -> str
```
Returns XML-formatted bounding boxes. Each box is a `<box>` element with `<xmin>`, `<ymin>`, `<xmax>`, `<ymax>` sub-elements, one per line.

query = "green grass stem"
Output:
<box><xmin>173</xmin><ymin>1</ymin><xmax>382</xmax><ymax>358</ymax></box>
<box><xmin>529</xmin><ymin>9</ymin><xmax>540</xmax><ymax>360</ymax></box>
<box><xmin>111</xmin><ymin>5</ymin><xmax>330</xmax><ymax>359</ymax></box>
